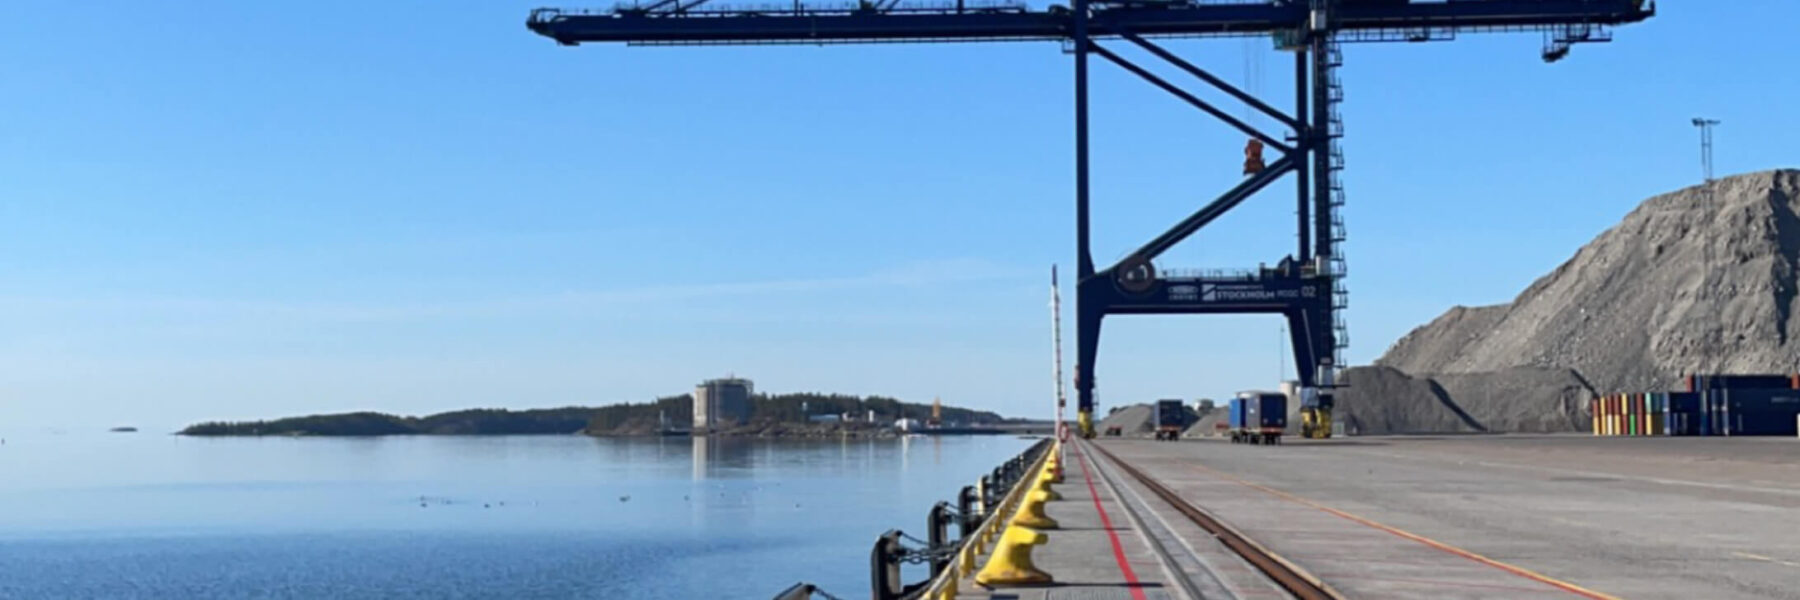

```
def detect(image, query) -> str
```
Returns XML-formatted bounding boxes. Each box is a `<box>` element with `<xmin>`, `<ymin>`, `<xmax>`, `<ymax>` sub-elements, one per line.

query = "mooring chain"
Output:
<box><xmin>893</xmin><ymin>444</ymin><xmax>1053</xmax><ymax>568</ymax></box>
<box><xmin>892</xmin><ymin>531</ymin><xmax>964</xmax><ymax>565</ymax></box>
<box><xmin>896</xmin><ymin>545</ymin><xmax>962</xmax><ymax>565</ymax></box>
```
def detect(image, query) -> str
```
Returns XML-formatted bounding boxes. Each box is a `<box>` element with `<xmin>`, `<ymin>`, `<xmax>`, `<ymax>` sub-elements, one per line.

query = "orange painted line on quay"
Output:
<box><xmin>1185</xmin><ymin>461</ymin><xmax>1623</xmax><ymax>600</ymax></box>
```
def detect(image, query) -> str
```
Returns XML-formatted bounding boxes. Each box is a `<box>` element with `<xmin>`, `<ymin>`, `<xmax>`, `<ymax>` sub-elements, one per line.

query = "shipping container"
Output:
<box><xmin>1719</xmin><ymin>388</ymin><xmax>1800</xmax><ymax>436</ymax></box>
<box><xmin>1630</xmin><ymin>394</ymin><xmax>1640</xmax><ymax>436</ymax></box>
<box><xmin>1229</xmin><ymin>391</ymin><xmax>1286</xmax><ymax>445</ymax></box>
<box><xmin>1669</xmin><ymin>391</ymin><xmax>1700</xmax><ymax>413</ymax></box>
<box><xmin>1652</xmin><ymin>393</ymin><xmax>1664</xmax><ymax>435</ymax></box>
<box><xmin>1153</xmin><ymin>399</ymin><xmax>1186</xmax><ymax>441</ymax></box>
<box><xmin>1617</xmin><ymin>394</ymin><xmax>1627</xmax><ymax>436</ymax></box>
<box><xmin>1605</xmin><ymin>394</ymin><xmax>1620</xmax><ymax>432</ymax></box>
<box><xmin>1620</xmin><ymin>392</ymin><xmax>1634</xmax><ymax>434</ymax></box>
<box><xmin>1605</xmin><ymin>392</ymin><xmax>1620</xmax><ymax>434</ymax></box>
<box><xmin>1629</xmin><ymin>393</ymin><xmax>1637</xmax><ymax>435</ymax></box>
<box><xmin>1686</xmin><ymin>374</ymin><xmax>1798</xmax><ymax>392</ymax></box>
<box><xmin>1638</xmin><ymin>388</ymin><xmax>1800</xmax><ymax>436</ymax></box>
<box><xmin>1587</xmin><ymin>391</ymin><xmax>1738</xmax><ymax>436</ymax></box>
<box><xmin>1648</xmin><ymin>393</ymin><xmax>1661</xmax><ymax>436</ymax></box>
<box><xmin>1724</xmin><ymin>388</ymin><xmax>1800</xmax><ymax>413</ymax></box>
<box><xmin>1594</xmin><ymin>391</ymin><xmax>1711</xmax><ymax>436</ymax></box>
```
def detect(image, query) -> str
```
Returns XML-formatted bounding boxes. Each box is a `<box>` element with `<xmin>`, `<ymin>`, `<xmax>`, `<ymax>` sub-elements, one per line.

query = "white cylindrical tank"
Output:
<box><xmin>1278</xmin><ymin>380</ymin><xmax>1300</xmax><ymax>406</ymax></box>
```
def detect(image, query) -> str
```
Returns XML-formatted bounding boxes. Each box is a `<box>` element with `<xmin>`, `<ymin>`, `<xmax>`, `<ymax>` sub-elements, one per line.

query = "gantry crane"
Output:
<box><xmin>527</xmin><ymin>0</ymin><xmax>1655</xmax><ymax>439</ymax></box>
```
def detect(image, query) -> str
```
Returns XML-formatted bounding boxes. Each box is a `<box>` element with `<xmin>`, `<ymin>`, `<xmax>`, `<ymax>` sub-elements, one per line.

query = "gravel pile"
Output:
<box><xmin>1347</xmin><ymin>170</ymin><xmax>1800</xmax><ymax>433</ymax></box>
<box><xmin>1097</xmin><ymin>404</ymin><xmax>1155</xmax><ymax>435</ymax></box>
<box><xmin>1185</xmin><ymin>406</ymin><xmax>1228</xmax><ymax>437</ymax></box>
<box><xmin>1336</xmin><ymin>366</ymin><xmax>1593</xmax><ymax>435</ymax></box>
<box><xmin>1379</xmin><ymin>169</ymin><xmax>1800</xmax><ymax>393</ymax></box>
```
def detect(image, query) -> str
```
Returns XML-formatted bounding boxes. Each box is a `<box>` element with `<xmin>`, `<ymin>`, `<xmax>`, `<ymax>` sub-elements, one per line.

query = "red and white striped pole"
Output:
<box><xmin>1051</xmin><ymin>265</ymin><xmax>1067</xmax><ymax>442</ymax></box>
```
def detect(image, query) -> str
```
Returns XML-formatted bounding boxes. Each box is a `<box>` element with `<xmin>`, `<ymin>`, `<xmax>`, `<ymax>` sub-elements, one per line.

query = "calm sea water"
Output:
<box><xmin>0</xmin><ymin>431</ymin><xmax>1033</xmax><ymax>599</ymax></box>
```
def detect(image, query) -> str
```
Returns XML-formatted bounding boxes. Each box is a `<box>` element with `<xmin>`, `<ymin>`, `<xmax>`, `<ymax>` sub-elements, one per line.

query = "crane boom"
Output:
<box><xmin>528</xmin><ymin>1</ymin><xmax>1653</xmax><ymax>46</ymax></box>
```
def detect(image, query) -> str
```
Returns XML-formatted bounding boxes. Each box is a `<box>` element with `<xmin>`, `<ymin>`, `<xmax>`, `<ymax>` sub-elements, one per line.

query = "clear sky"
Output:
<box><xmin>1</xmin><ymin>1</ymin><xmax>1793</xmax><ymax>431</ymax></box>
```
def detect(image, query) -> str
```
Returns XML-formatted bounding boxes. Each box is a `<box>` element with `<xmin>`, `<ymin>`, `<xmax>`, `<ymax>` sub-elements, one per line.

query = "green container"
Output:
<box><xmin>1629</xmin><ymin>394</ymin><xmax>1638</xmax><ymax>436</ymax></box>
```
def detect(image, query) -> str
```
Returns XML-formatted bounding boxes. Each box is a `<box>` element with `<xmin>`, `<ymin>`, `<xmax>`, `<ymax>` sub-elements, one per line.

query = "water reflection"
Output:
<box><xmin>687</xmin><ymin>435</ymin><xmax>777</xmax><ymax>480</ymax></box>
<box><xmin>692</xmin><ymin>435</ymin><xmax>711</xmax><ymax>481</ymax></box>
<box><xmin>0</xmin><ymin>432</ymin><xmax>1034</xmax><ymax>598</ymax></box>
<box><xmin>683</xmin><ymin>435</ymin><xmax>951</xmax><ymax>481</ymax></box>
<box><xmin>901</xmin><ymin>434</ymin><xmax>910</xmax><ymax>473</ymax></box>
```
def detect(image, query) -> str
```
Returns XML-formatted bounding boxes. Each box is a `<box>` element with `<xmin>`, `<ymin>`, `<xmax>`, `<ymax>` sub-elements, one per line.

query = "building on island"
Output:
<box><xmin>693</xmin><ymin>377</ymin><xmax>753</xmax><ymax>433</ymax></box>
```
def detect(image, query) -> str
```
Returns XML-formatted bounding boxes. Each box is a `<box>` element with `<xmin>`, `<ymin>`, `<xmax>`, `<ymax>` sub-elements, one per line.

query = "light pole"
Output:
<box><xmin>1692</xmin><ymin>117</ymin><xmax>1720</xmax><ymax>185</ymax></box>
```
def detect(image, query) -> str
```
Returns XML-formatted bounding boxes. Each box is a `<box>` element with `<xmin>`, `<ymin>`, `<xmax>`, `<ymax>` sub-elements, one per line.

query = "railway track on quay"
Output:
<box><xmin>1086</xmin><ymin>440</ymin><xmax>1345</xmax><ymax>600</ymax></box>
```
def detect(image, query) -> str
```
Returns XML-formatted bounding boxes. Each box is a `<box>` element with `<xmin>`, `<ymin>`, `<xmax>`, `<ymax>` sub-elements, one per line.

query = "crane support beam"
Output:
<box><xmin>527</xmin><ymin>1</ymin><xmax>1652</xmax><ymax>45</ymax></box>
<box><xmin>1120</xmin><ymin>153</ymin><xmax>1298</xmax><ymax>267</ymax></box>
<box><xmin>1120</xmin><ymin>32</ymin><xmax>1301</xmax><ymax>132</ymax></box>
<box><xmin>1075</xmin><ymin>265</ymin><xmax>1335</xmax><ymax>414</ymax></box>
<box><xmin>1081</xmin><ymin>271</ymin><xmax>1325</xmax><ymax>316</ymax></box>
<box><xmin>1089</xmin><ymin>41</ymin><xmax>1293</xmax><ymax>154</ymax></box>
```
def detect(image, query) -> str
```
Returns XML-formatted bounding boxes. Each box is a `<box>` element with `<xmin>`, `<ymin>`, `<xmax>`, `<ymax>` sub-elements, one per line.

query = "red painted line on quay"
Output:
<box><xmin>1073</xmin><ymin>442</ymin><xmax>1149</xmax><ymax>600</ymax></box>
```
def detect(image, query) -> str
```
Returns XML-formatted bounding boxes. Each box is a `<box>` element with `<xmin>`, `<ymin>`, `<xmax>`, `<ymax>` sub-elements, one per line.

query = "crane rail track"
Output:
<box><xmin>1087</xmin><ymin>441</ymin><xmax>1345</xmax><ymax>600</ymax></box>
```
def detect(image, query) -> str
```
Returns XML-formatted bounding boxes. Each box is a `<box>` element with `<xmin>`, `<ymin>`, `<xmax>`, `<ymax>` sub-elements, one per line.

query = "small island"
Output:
<box><xmin>181</xmin><ymin>407</ymin><xmax>600</xmax><ymax>437</ymax></box>
<box><xmin>109</xmin><ymin>426</ymin><xmax>138</xmax><ymax>433</ymax></box>
<box><xmin>179</xmin><ymin>389</ymin><xmax>1011</xmax><ymax>438</ymax></box>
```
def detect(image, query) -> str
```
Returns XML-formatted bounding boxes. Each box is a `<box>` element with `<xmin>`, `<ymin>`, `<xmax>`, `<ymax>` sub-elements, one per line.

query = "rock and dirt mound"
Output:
<box><xmin>1185</xmin><ymin>406</ymin><xmax>1228</xmax><ymax>437</ymax></box>
<box><xmin>1097</xmin><ymin>404</ymin><xmax>1155</xmax><ymax>435</ymax></box>
<box><xmin>1378</xmin><ymin>169</ymin><xmax>1800</xmax><ymax>394</ymax></box>
<box><xmin>1335</xmin><ymin>366</ymin><xmax>1594</xmax><ymax>435</ymax></box>
<box><xmin>1343</xmin><ymin>170</ymin><xmax>1800</xmax><ymax>434</ymax></box>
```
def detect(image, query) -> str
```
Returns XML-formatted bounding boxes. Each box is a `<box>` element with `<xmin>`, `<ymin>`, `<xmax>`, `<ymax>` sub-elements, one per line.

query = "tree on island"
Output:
<box><xmin>180</xmin><ymin>393</ymin><xmax>1003</xmax><ymax>437</ymax></box>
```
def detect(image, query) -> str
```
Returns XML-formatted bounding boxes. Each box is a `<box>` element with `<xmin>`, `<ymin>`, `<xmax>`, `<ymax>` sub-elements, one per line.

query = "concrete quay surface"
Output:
<box><xmin>956</xmin><ymin>441</ymin><xmax>1175</xmax><ymax>600</ymax></box>
<box><xmin>1096</xmin><ymin>434</ymin><xmax>1800</xmax><ymax>600</ymax></box>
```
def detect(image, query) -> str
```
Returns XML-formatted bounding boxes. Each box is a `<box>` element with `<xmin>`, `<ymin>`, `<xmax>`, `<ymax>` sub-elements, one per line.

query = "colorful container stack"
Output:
<box><xmin>1593</xmin><ymin>374</ymin><xmax>1800</xmax><ymax>437</ymax></box>
<box><xmin>1592</xmin><ymin>393</ymin><xmax>1676</xmax><ymax>436</ymax></box>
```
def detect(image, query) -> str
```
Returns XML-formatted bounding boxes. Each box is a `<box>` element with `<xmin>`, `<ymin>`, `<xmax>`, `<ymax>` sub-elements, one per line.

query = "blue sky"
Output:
<box><xmin>1</xmin><ymin>1</ymin><xmax>1792</xmax><ymax>431</ymax></box>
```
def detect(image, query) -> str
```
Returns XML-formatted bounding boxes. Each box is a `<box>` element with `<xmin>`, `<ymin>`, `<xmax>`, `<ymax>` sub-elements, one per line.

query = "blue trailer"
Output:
<box><xmin>1229</xmin><ymin>391</ymin><xmax>1287</xmax><ymax>445</ymax></box>
<box><xmin>1153</xmin><ymin>399</ymin><xmax>1187</xmax><ymax>441</ymax></box>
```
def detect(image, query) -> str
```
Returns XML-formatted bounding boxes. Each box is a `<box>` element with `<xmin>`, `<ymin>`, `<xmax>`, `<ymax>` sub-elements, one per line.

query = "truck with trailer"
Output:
<box><xmin>1153</xmin><ymin>399</ymin><xmax>1186</xmax><ymax>441</ymax></box>
<box><xmin>1229</xmin><ymin>391</ymin><xmax>1287</xmax><ymax>445</ymax></box>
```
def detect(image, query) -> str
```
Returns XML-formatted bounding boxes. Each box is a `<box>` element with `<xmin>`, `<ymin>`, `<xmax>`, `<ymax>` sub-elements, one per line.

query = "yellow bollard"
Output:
<box><xmin>1032</xmin><ymin>469</ymin><xmax>1063</xmax><ymax>501</ymax></box>
<box><xmin>1044</xmin><ymin>454</ymin><xmax>1064</xmax><ymax>484</ymax></box>
<box><xmin>1010</xmin><ymin>490</ymin><xmax>1060</xmax><ymax>530</ymax></box>
<box><xmin>973</xmin><ymin>526</ymin><xmax>1053</xmax><ymax>586</ymax></box>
